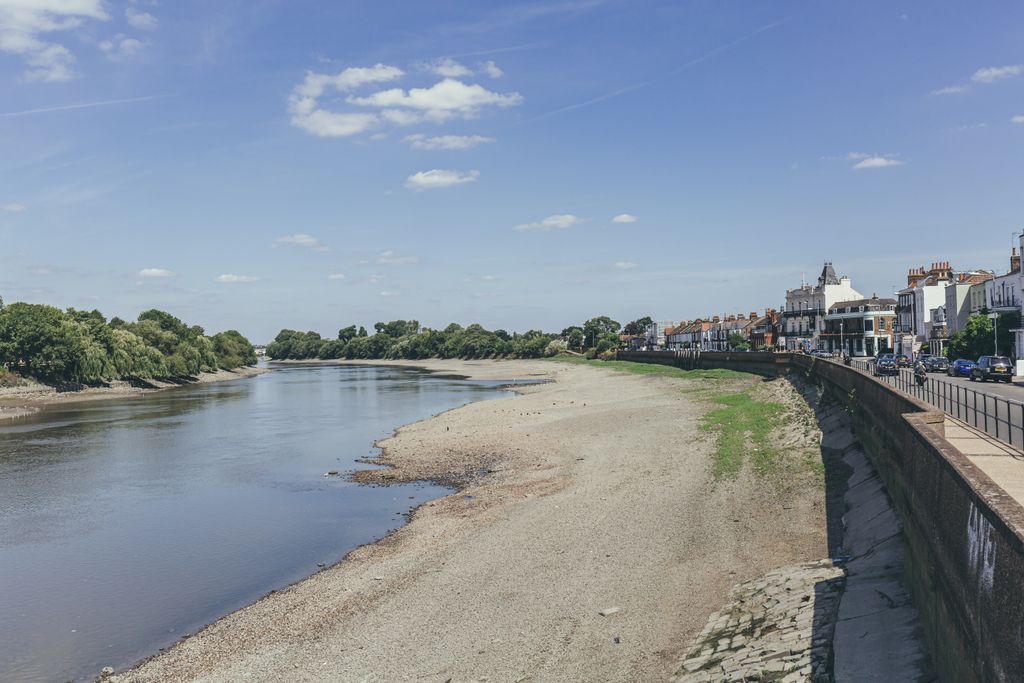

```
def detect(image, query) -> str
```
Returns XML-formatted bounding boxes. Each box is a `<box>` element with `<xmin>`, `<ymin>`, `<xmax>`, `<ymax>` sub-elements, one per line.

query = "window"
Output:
<box><xmin>865</xmin><ymin>319</ymin><xmax>874</xmax><ymax>332</ymax></box>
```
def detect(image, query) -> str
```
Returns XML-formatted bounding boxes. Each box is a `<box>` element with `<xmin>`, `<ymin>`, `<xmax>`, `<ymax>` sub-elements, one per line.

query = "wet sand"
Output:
<box><xmin>112</xmin><ymin>359</ymin><xmax>827</xmax><ymax>682</ymax></box>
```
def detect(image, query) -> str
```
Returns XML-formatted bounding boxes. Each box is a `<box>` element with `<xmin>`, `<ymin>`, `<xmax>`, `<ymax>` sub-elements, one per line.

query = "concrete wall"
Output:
<box><xmin>618</xmin><ymin>350</ymin><xmax>1024</xmax><ymax>682</ymax></box>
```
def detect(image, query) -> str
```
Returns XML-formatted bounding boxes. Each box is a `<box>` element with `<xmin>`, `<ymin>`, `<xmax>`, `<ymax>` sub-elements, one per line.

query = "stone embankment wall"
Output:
<box><xmin>619</xmin><ymin>350</ymin><xmax>1024</xmax><ymax>682</ymax></box>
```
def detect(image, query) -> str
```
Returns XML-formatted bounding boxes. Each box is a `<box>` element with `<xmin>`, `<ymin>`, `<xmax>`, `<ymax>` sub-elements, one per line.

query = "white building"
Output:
<box><xmin>644</xmin><ymin>320</ymin><xmax>676</xmax><ymax>350</ymax></box>
<box><xmin>783</xmin><ymin>263</ymin><xmax>863</xmax><ymax>351</ymax></box>
<box><xmin>944</xmin><ymin>271</ymin><xmax>994</xmax><ymax>335</ymax></box>
<box><xmin>895</xmin><ymin>262</ymin><xmax>953</xmax><ymax>358</ymax></box>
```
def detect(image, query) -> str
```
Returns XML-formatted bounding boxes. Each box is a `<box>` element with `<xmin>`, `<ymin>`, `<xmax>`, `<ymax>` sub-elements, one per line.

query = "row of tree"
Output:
<box><xmin>266</xmin><ymin>315</ymin><xmax>655</xmax><ymax>362</ymax></box>
<box><xmin>946</xmin><ymin>311</ymin><xmax>1022</xmax><ymax>360</ymax></box>
<box><xmin>0</xmin><ymin>298</ymin><xmax>257</xmax><ymax>384</ymax></box>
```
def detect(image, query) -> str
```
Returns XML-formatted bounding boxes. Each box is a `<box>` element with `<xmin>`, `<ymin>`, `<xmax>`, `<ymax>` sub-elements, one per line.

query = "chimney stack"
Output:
<box><xmin>1012</xmin><ymin>247</ymin><xmax>1020</xmax><ymax>274</ymax></box>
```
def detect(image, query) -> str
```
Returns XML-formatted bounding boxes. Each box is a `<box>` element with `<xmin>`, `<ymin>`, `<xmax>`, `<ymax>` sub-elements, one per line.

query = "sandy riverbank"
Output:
<box><xmin>0</xmin><ymin>366</ymin><xmax>268</xmax><ymax>422</ymax></box>
<box><xmin>112</xmin><ymin>358</ymin><xmax>827</xmax><ymax>683</ymax></box>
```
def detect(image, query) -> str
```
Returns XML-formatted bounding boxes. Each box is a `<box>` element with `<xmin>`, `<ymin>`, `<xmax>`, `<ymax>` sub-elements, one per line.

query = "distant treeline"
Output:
<box><xmin>266</xmin><ymin>316</ymin><xmax>646</xmax><ymax>362</ymax></box>
<box><xmin>0</xmin><ymin>299</ymin><xmax>256</xmax><ymax>384</ymax></box>
<box><xmin>267</xmin><ymin>320</ymin><xmax>564</xmax><ymax>361</ymax></box>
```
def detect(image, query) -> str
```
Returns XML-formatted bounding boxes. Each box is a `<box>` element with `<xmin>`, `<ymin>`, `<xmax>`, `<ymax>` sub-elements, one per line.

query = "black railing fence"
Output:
<box><xmin>850</xmin><ymin>359</ymin><xmax>1024</xmax><ymax>450</ymax></box>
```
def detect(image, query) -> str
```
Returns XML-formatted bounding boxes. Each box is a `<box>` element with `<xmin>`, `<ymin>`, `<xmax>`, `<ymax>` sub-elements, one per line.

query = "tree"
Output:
<box><xmin>561</xmin><ymin>326</ymin><xmax>584</xmax><ymax>351</ymax></box>
<box><xmin>337</xmin><ymin>325</ymin><xmax>358</xmax><ymax>343</ymax></box>
<box><xmin>727</xmin><ymin>332</ymin><xmax>750</xmax><ymax>350</ymax></box>
<box><xmin>622</xmin><ymin>316</ymin><xmax>654</xmax><ymax>336</ymax></box>
<box><xmin>948</xmin><ymin>312</ymin><xmax>1022</xmax><ymax>359</ymax></box>
<box><xmin>583</xmin><ymin>316</ymin><xmax>621</xmax><ymax>349</ymax></box>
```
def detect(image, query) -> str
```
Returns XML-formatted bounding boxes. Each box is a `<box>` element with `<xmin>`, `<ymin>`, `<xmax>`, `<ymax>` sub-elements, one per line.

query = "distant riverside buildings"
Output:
<box><xmin>638</xmin><ymin>232</ymin><xmax>1024</xmax><ymax>376</ymax></box>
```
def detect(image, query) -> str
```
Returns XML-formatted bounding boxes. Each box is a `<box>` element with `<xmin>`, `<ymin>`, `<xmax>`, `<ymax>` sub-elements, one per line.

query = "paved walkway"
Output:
<box><xmin>945</xmin><ymin>418</ymin><xmax>1024</xmax><ymax>507</ymax></box>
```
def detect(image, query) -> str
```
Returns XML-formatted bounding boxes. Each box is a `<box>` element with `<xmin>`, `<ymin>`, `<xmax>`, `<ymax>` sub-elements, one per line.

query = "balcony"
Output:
<box><xmin>782</xmin><ymin>308</ymin><xmax>825</xmax><ymax>318</ymax></box>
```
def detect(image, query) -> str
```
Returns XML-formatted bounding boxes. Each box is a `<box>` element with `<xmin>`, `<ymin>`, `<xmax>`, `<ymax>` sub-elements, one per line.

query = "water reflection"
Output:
<box><xmin>0</xmin><ymin>364</ymin><xmax>510</xmax><ymax>683</ymax></box>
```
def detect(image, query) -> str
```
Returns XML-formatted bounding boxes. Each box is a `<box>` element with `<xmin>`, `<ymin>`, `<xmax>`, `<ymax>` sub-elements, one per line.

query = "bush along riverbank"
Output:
<box><xmin>0</xmin><ymin>299</ymin><xmax>257</xmax><ymax>385</ymax></box>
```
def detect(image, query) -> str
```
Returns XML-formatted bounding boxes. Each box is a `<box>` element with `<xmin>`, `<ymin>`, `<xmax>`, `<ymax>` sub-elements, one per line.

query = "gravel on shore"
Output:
<box><xmin>112</xmin><ymin>358</ymin><xmax>827</xmax><ymax>683</ymax></box>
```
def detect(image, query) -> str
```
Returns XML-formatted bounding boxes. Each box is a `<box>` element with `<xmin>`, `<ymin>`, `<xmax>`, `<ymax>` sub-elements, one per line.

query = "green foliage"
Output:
<box><xmin>727</xmin><ymin>331</ymin><xmax>749</xmax><ymax>349</ymax></box>
<box><xmin>266</xmin><ymin>319</ymin><xmax>560</xmax><ymax>361</ymax></box>
<box><xmin>622</xmin><ymin>316</ymin><xmax>653</xmax><ymax>336</ymax></box>
<box><xmin>701</xmin><ymin>392</ymin><xmax>785</xmax><ymax>479</ymax></box>
<box><xmin>0</xmin><ymin>301</ymin><xmax>255</xmax><ymax>384</ymax></box>
<box><xmin>947</xmin><ymin>312</ymin><xmax>1021</xmax><ymax>360</ymax></box>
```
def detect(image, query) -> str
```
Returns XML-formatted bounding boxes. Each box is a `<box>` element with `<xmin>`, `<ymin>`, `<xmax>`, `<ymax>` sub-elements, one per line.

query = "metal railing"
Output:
<box><xmin>849</xmin><ymin>359</ymin><xmax>1024</xmax><ymax>450</ymax></box>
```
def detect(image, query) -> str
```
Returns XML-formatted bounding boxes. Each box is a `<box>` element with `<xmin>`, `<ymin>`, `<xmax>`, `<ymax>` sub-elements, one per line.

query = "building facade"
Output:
<box><xmin>895</xmin><ymin>262</ymin><xmax>953</xmax><ymax>357</ymax></box>
<box><xmin>782</xmin><ymin>263</ymin><xmax>863</xmax><ymax>351</ymax></box>
<box><xmin>822</xmin><ymin>297</ymin><xmax>896</xmax><ymax>357</ymax></box>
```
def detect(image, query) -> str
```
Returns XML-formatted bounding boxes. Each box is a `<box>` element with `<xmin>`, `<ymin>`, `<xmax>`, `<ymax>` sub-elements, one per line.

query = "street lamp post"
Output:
<box><xmin>840</xmin><ymin>318</ymin><xmax>845</xmax><ymax>356</ymax></box>
<box><xmin>989</xmin><ymin>312</ymin><xmax>1000</xmax><ymax>355</ymax></box>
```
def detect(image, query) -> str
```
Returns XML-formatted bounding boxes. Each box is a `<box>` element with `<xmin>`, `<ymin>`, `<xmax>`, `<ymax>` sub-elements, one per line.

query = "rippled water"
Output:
<box><xmin>0</xmin><ymin>363</ymin><xmax>512</xmax><ymax>682</ymax></box>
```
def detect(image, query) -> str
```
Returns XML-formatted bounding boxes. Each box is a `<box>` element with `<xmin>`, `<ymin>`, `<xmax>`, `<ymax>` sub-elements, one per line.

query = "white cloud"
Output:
<box><xmin>481</xmin><ymin>274</ymin><xmax>497</xmax><ymax>281</ymax></box>
<box><xmin>1012</xmin><ymin>115</ymin><xmax>1024</xmax><ymax>125</ymax></box>
<box><xmin>0</xmin><ymin>0</ymin><xmax>109</xmax><ymax>81</ymax></box>
<box><xmin>971</xmin><ymin>65</ymin><xmax>1023</xmax><ymax>84</ymax></box>
<box><xmin>0</xmin><ymin>202</ymin><xmax>26</xmax><ymax>212</ymax></box>
<box><xmin>288</xmin><ymin>64</ymin><xmax>404</xmax><ymax>137</ymax></box>
<box><xmin>425</xmin><ymin>57</ymin><xmax>472</xmax><ymax>78</ymax></box>
<box><xmin>274</xmin><ymin>233</ymin><xmax>329</xmax><ymax>252</ymax></box>
<box><xmin>125</xmin><ymin>7</ymin><xmax>157</xmax><ymax>30</ymax></box>
<box><xmin>289</xmin><ymin>62</ymin><xmax>521</xmax><ymax>139</ymax></box>
<box><xmin>612</xmin><ymin>213</ymin><xmax>638</xmax><ymax>223</ymax></box>
<box><xmin>846</xmin><ymin>151</ymin><xmax>870</xmax><ymax>159</ymax></box>
<box><xmin>852</xmin><ymin>156</ymin><xmax>904</xmax><ymax>170</ymax></box>
<box><xmin>930</xmin><ymin>85</ymin><xmax>968</xmax><ymax>96</ymax></box>
<box><xmin>216</xmin><ymin>274</ymin><xmax>259</xmax><ymax>283</ymax></box>
<box><xmin>404</xmin><ymin>168</ymin><xmax>479</xmax><ymax>190</ymax></box>
<box><xmin>613</xmin><ymin>261</ymin><xmax>637</xmax><ymax>269</ymax></box>
<box><xmin>138</xmin><ymin>268</ymin><xmax>174</xmax><ymax>277</ymax></box>
<box><xmin>327</xmin><ymin>273</ymin><xmax>346</xmax><ymax>280</ymax></box>
<box><xmin>379</xmin><ymin>290</ymin><xmax>396</xmax><ymax>296</ymax></box>
<box><xmin>514</xmin><ymin>214</ymin><xmax>584</xmax><ymax>231</ymax></box>
<box><xmin>404</xmin><ymin>133</ymin><xmax>495</xmax><ymax>150</ymax></box>
<box><xmin>376</xmin><ymin>250</ymin><xmax>420</xmax><ymax>265</ymax></box>
<box><xmin>99</xmin><ymin>35</ymin><xmax>145</xmax><ymax>61</ymax></box>
<box><xmin>480</xmin><ymin>60</ymin><xmax>503</xmax><ymax>78</ymax></box>
<box><xmin>348</xmin><ymin>78</ymin><xmax>523</xmax><ymax>121</ymax></box>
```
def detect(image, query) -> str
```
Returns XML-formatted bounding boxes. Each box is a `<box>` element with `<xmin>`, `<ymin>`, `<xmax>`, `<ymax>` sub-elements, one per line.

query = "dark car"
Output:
<box><xmin>947</xmin><ymin>359</ymin><xmax>977</xmax><ymax>377</ymax></box>
<box><xmin>923</xmin><ymin>356</ymin><xmax>949</xmax><ymax>373</ymax></box>
<box><xmin>971</xmin><ymin>356</ymin><xmax>1014</xmax><ymax>383</ymax></box>
<box><xmin>874</xmin><ymin>355</ymin><xmax>898</xmax><ymax>376</ymax></box>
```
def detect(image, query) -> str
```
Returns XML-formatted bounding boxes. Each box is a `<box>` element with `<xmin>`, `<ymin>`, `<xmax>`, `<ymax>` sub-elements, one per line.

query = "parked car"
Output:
<box><xmin>874</xmin><ymin>355</ymin><xmax>898</xmax><ymax>376</ymax></box>
<box><xmin>947</xmin><ymin>359</ymin><xmax>977</xmax><ymax>377</ymax></box>
<box><xmin>971</xmin><ymin>356</ymin><xmax>1014</xmax><ymax>383</ymax></box>
<box><xmin>896</xmin><ymin>355</ymin><xmax>911</xmax><ymax>368</ymax></box>
<box><xmin>922</xmin><ymin>356</ymin><xmax>949</xmax><ymax>373</ymax></box>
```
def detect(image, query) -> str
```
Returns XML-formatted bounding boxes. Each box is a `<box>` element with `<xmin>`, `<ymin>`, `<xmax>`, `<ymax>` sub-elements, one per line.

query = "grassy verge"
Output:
<box><xmin>546</xmin><ymin>356</ymin><xmax>750</xmax><ymax>381</ymax></box>
<box><xmin>701</xmin><ymin>392</ymin><xmax>785</xmax><ymax>479</ymax></box>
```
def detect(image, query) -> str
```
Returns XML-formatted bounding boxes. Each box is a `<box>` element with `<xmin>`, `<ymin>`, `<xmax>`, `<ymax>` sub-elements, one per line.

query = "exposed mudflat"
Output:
<box><xmin>0</xmin><ymin>366</ymin><xmax>267</xmax><ymax>421</ymax></box>
<box><xmin>112</xmin><ymin>359</ymin><xmax>827</xmax><ymax>683</ymax></box>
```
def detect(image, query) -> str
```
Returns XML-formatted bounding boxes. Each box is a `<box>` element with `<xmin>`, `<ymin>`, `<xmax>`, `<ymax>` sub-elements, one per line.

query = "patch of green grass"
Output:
<box><xmin>546</xmin><ymin>356</ymin><xmax>751</xmax><ymax>380</ymax></box>
<box><xmin>701</xmin><ymin>391</ymin><xmax>786</xmax><ymax>479</ymax></box>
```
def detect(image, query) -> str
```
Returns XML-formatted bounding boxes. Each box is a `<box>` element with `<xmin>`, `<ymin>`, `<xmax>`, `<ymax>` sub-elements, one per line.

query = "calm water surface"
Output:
<box><xmin>0</xmin><ymin>363</ymin><xmax>513</xmax><ymax>682</ymax></box>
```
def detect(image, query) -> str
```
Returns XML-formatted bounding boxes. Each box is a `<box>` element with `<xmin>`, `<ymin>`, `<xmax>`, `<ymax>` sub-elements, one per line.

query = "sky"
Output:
<box><xmin>0</xmin><ymin>0</ymin><xmax>1022</xmax><ymax>342</ymax></box>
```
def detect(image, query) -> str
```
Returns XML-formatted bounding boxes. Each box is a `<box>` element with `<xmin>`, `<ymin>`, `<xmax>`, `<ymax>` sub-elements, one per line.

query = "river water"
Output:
<box><xmin>0</xmin><ymin>363</ymin><xmax>513</xmax><ymax>682</ymax></box>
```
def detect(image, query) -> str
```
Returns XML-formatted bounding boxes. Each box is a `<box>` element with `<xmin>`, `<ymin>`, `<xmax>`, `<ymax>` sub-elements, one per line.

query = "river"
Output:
<box><xmin>0</xmin><ymin>363</ymin><xmax>514</xmax><ymax>682</ymax></box>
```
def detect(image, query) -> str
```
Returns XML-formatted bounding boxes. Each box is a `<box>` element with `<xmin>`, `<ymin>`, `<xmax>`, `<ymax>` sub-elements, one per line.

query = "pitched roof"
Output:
<box><xmin>818</xmin><ymin>262</ymin><xmax>840</xmax><ymax>286</ymax></box>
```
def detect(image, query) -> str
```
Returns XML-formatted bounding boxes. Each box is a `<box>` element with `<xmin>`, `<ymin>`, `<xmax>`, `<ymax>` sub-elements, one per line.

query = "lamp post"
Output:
<box><xmin>840</xmin><ymin>317</ymin><xmax>845</xmax><ymax>356</ymax></box>
<box><xmin>989</xmin><ymin>312</ymin><xmax>999</xmax><ymax>355</ymax></box>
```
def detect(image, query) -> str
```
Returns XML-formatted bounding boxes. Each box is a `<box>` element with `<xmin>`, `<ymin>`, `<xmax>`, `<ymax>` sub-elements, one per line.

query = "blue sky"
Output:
<box><xmin>1</xmin><ymin>0</ymin><xmax>1022</xmax><ymax>342</ymax></box>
